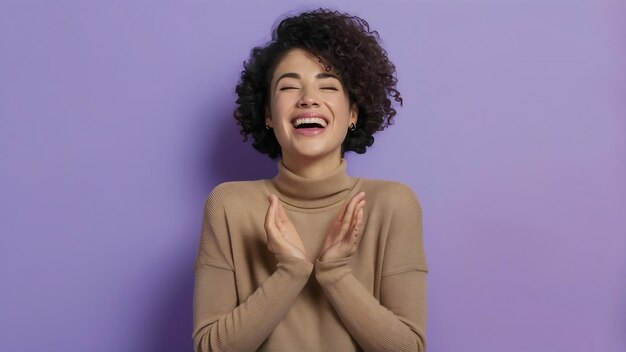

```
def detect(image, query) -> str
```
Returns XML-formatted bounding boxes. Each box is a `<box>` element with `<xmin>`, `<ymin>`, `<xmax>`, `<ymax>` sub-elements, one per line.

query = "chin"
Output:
<box><xmin>294</xmin><ymin>150</ymin><xmax>327</xmax><ymax>159</ymax></box>
<box><xmin>282</xmin><ymin>139</ymin><xmax>343</xmax><ymax>160</ymax></box>
<box><xmin>299</xmin><ymin>147</ymin><xmax>342</xmax><ymax>159</ymax></box>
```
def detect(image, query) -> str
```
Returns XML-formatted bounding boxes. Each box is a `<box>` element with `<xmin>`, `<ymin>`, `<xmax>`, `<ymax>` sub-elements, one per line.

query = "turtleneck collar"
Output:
<box><xmin>271</xmin><ymin>158</ymin><xmax>358</xmax><ymax>209</ymax></box>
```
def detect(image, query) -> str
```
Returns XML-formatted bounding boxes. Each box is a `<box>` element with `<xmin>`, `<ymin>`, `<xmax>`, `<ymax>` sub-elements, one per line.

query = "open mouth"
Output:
<box><xmin>291</xmin><ymin>117</ymin><xmax>327</xmax><ymax>129</ymax></box>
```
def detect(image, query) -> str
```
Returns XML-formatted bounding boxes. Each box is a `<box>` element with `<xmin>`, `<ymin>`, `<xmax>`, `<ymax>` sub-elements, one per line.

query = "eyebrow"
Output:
<box><xmin>275</xmin><ymin>72</ymin><xmax>340</xmax><ymax>86</ymax></box>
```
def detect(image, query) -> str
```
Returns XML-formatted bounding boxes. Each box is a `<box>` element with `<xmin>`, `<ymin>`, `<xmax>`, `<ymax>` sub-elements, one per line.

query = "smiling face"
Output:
<box><xmin>266</xmin><ymin>48</ymin><xmax>357</xmax><ymax>164</ymax></box>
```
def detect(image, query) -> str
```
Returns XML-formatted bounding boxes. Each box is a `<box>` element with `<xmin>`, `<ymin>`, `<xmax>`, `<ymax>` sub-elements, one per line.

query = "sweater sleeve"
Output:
<box><xmin>314</xmin><ymin>183</ymin><xmax>428</xmax><ymax>352</ymax></box>
<box><xmin>192</xmin><ymin>186</ymin><xmax>314</xmax><ymax>352</ymax></box>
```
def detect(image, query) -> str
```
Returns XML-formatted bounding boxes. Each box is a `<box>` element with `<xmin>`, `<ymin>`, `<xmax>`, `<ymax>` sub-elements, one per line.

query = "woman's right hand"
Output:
<box><xmin>264</xmin><ymin>194</ymin><xmax>308</xmax><ymax>261</ymax></box>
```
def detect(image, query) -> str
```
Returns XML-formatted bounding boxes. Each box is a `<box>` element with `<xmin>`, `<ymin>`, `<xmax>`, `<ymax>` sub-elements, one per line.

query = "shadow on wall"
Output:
<box><xmin>144</xmin><ymin>99</ymin><xmax>276</xmax><ymax>352</ymax></box>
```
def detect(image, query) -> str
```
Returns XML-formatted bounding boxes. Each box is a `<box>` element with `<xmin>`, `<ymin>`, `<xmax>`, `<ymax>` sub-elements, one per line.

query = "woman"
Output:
<box><xmin>193</xmin><ymin>8</ymin><xmax>428</xmax><ymax>352</ymax></box>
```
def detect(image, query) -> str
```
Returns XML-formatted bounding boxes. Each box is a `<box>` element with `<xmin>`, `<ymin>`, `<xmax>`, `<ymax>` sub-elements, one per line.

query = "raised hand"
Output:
<box><xmin>318</xmin><ymin>192</ymin><xmax>366</xmax><ymax>262</ymax></box>
<box><xmin>264</xmin><ymin>194</ymin><xmax>309</xmax><ymax>261</ymax></box>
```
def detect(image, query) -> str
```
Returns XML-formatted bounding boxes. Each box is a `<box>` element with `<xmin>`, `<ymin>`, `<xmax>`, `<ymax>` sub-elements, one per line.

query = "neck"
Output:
<box><xmin>271</xmin><ymin>156</ymin><xmax>357</xmax><ymax>209</ymax></box>
<box><xmin>281</xmin><ymin>151</ymin><xmax>342</xmax><ymax>179</ymax></box>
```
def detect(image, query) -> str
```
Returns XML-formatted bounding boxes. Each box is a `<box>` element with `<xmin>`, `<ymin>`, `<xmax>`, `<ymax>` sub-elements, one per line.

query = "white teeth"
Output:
<box><xmin>292</xmin><ymin>117</ymin><xmax>327</xmax><ymax>127</ymax></box>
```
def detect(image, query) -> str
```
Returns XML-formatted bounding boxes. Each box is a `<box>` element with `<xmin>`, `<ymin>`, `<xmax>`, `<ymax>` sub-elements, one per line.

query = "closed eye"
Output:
<box><xmin>279</xmin><ymin>87</ymin><xmax>298</xmax><ymax>91</ymax></box>
<box><xmin>321</xmin><ymin>87</ymin><xmax>339</xmax><ymax>91</ymax></box>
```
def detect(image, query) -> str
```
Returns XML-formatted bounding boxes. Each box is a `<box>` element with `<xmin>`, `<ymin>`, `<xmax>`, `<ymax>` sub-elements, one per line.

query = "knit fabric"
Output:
<box><xmin>192</xmin><ymin>158</ymin><xmax>429</xmax><ymax>351</ymax></box>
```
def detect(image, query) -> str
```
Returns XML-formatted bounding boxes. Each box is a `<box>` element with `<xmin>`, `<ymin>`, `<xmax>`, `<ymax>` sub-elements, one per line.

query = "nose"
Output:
<box><xmin>297</xmin><ymin>88</ymin><xmax>320</xmax><ymax>108</ymax></box>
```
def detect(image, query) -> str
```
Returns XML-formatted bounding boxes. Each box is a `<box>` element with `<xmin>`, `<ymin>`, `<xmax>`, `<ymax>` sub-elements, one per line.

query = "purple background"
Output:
<box><xmin>1</xmin><ymin>1</ymin><xmax>624</xmax><ymax>351</ymax></box>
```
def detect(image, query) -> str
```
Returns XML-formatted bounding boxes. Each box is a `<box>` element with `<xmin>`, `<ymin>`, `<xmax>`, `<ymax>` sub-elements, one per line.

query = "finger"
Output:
<box><xmin>350</xmin><ymin>209</ymin><xmax>363</xmax><ymax>254</ymax></box>
<box><xmin>352</xmin><ymin>200</ymin><xmax>365</xmax><ymax>228</ymax></box>
<box><xmin>276</xmin><ymin>202</ymin><xmax>294</xmax><ymax>234</ymax></box>
<box><xmin>345</xmin><ymin>202</ymin><xmax>365</xmax><ymax>242</ymax></box>
<box><xmin>276</xmin><ymin>199</ymin><xmax>289</xmax><ymax>222</ymax></box>
<box><xmin>342</xmin><ymin>207</ymin><xmax>363</xmax><ymax>242</ymax></box>
<box><xmin>325</xmin><ymin>193</ymin><xmax>365</xmax><ymax>249</ymax></box>
<box><xmin>333</xmin><ymin>199</ymin><xmax>350</xmax><ymax>224</ymax></box>
<box><xmin>344</xmin><ymin>193</ymin><xmax>364</xmax><ymax>224</ymax></box>
<box><xmin>322</xmin><ymin>222</ymin><xmax>341</xmax><ymax>248</ymax></box>
<box><xmin>335</xmin><ymin>191</ymin><xmax>363</xmax><ymax>222</ymax></box>
<box><xmin>350</xmin><ymin>193</ymin><xmax>366</xmax><ymax>217</ymax></box>
<box><xmin>354</xmin><ymin>205</ymin><xmax>364</xmax><ymax>233</ymax></box>
<box><xmin>325</xmin><ymin>199</ymin><xmax>350</xmax><ymax>247</ymax></box>
<box><xmin>264</xmin><ymin>194</ymin><xmax>278</xmax><ymax>233</ymax></box>
<box><xmin>338</xmin><ymin>192</ymin><xmax>365</xmax><ymax>236</ymax></box>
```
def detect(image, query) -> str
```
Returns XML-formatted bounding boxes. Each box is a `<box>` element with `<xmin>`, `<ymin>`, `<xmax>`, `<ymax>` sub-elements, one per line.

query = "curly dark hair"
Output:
<box><xmin>233</xmin><ymin>8</ymin><xmax>403</xmax><ymax>159</ymax></box>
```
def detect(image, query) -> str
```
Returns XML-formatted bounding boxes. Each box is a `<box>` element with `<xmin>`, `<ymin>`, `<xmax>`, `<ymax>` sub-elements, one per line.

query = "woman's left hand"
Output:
<box><xmin>318</xmin><ymin>192</ymin><xmax>366</xmax><ymax>262</ymax></box>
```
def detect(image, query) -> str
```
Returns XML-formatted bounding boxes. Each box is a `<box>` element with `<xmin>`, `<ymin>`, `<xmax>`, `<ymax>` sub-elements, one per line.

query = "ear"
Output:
<box><xmin>350</xmin><ymin>104</ymin><xmax>359</xmax><ymax>125</ymax></box>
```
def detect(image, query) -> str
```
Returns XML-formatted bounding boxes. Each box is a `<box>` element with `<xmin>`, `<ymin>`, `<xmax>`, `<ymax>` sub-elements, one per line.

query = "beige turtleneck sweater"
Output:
<box><xmin>192</xmin><ymin>158</ymin><xmax>429</xmax><ymax>351</ymax></box>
